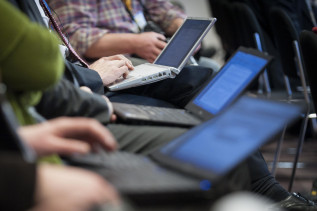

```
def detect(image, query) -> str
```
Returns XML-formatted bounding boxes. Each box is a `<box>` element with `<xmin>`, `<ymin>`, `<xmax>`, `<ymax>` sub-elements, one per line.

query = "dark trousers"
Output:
<box><xmin>108</xmin><ymin>65</ymin><xmax>214</xmax><ymax>108</ymax></box>
<box><xmin>247</xmin><ymin>150</ymin><xmax>290</xmax><ymax>202</ymax></box>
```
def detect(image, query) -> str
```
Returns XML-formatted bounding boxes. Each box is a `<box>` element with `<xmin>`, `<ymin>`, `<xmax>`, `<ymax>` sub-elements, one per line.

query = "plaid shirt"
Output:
<box><xmin>47</xmin><ymin>0</ymin><xmax>186</xmax><ymax>56</ymax></box>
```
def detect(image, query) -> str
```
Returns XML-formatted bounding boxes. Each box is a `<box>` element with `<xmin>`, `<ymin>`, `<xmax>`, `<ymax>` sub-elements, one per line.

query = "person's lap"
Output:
<box><xmin>108</xmin><ymin>65</ymin><xmax>214</xmax><ymax>108</ymax></box>
<box><xmin>107</xmin><ymin>123</ymin><xmax>186</xmax><ymax>155</ymax></box>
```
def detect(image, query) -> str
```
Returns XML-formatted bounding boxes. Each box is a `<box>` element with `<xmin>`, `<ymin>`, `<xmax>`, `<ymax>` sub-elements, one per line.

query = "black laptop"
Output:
<box><xmin>69</xmin><ymin>96</ymin><xmax>302</xmax><ymax>204</ymax></box>
<box><xmin>113</xmin><ymin>47</ymin><xmax>272</xmax><ymax>127</ymax></box>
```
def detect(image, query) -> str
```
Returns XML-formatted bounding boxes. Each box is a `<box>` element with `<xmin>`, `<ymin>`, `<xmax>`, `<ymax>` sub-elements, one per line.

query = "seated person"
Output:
<box><xmin>1</xmin><ymin>117</ymin><xmax>120</xmax><ymax>211</ymax></box>
<box><xmin>0</xmin><ymin>2</ymin><xmax>118</xmax><ymax>210</ymax></box>
<box><xmin>42</xmin><ymin>0</ymin><xmax>216</xmax><ymax>107</ymax></box>
<box><xmin>3</xmin><ymin>1</ymin><xmax>316</xmax><ymax>210</ymax></box>
<box><xmin>47</xmin><ymin>0</ymin><xmax>185</xmax><ymax>63</ymax></box>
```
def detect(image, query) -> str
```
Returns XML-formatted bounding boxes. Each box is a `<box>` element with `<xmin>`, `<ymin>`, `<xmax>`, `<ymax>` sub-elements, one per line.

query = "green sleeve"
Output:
<box><xmin>0</xmin><ymin>0</ymin><xmax>64</xmax><ymax>92</ymax></box>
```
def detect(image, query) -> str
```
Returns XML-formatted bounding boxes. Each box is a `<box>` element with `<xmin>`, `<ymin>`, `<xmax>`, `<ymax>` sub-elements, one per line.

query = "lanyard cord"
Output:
<box><xmin>121</xmin><ymin>0</ymin><xmax>151</xmax><ymax>32</ymax></box>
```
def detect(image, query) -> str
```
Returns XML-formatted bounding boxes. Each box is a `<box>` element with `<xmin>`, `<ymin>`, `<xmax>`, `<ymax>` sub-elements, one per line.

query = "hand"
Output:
<box><xmin>18</xmin><ymin>117</ymin><xmax>117</xmax><ymax>156</ymax></box>
<box><xmin>80</xmin><ymin>86</ymin><xmax>93</xmax><ymax>93</ymax></box>
<box><xmin>79</xmin><ymin>87</ymin><xmax>116</xmax><ymax>122</ymax></box>
<box><xmin>32</xmin><ymin>164</ymin><xmax>120</xmax><ymax>211</ymax></box>
<box><xmin>89</xmin><ymin>55</ymin><xmax>134</xmax><ymax>86</ymax></box>
<box><xmin>134</xmin><ymin>32</ymin><xmax>167</xmax><ymax>63</ymax></box>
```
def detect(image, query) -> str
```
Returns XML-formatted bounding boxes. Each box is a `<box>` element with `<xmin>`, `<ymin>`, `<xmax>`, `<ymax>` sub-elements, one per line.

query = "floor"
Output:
<box><xmin>260</xmin><ymin>123</ymin><xmax>317</xmax><ymax>198</ymax></box>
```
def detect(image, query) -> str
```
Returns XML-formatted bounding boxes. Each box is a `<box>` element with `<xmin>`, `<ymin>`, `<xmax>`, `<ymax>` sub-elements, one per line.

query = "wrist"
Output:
<box><xmin>128</xmin><ymin>33</ymin><xmax>142</xmax><ymax>54</ymax></box>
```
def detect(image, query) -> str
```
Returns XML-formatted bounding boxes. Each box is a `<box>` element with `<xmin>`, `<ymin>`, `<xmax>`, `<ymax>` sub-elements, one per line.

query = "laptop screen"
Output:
<box><xmin>192</xmin><ymin>50</ymin><xmax>268</xmax><ymax>115</ymax></box>
<box><xmin>154</xmin><ymin>18</ymin><xmax>214</xmax><ymax>68</ymax></box>
<box><xmin>159</xmin><ymin>96</ymin><xmax>301</xmax><ymax>175</ymax></box>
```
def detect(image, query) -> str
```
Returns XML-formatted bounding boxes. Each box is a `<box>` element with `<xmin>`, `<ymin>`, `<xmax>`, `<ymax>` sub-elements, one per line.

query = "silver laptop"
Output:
<box><xmin>113</xmin><ymin>47</ymin><xmax>272</xmax><ymax>127</ymax></box>
<box><xmin>108</xmin><ymin>17</ymin><xmax>217</xmax><ymax>91</ymax></box>
<box><xmin>67</xmin><ymin>96</ymin><xmax>302</xmax><ymax>204</ymax></box>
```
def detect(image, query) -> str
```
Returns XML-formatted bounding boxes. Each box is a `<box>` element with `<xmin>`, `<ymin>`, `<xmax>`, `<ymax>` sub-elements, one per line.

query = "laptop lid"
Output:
<box><xmin>151</xmin><ymin>96</ymin><xmax>302</xmax><ymax>181</ymax></box>
<box><xmin>185</xmin><ymin>47</ymin><xmax>272</xmax><ymax>121</ymax></box>
<box><xmin>154</xmin><ymin>17</ymin><xmax>217</xmax><ymax>72</ymax></box>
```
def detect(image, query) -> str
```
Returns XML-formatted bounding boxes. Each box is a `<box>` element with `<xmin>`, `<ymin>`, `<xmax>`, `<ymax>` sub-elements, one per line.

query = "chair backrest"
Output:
<box><xmin>300</xmin><ymin>30</ymin><xmax>317</xmax><ymax>113</ymax></box>
<box><xmin>210</xmin><ymin>0</ymin><xmax>240</xmax><ymax>57</ymax></box>
<box><xmin>269</xmin><ymin>7</ymin><xmax>300</xmax><ymax>79</ymax></box>
<box><xmin>232</xmin><ymin>3</ymin><xmax>266</xmax><ymax>50</ymax></box>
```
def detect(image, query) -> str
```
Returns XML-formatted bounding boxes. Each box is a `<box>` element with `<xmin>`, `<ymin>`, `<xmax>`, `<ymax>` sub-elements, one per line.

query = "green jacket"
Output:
<box><xmin>0</xmin><ymin>0</ymin><xmax>64</xmax><ymax>125</ymax></box>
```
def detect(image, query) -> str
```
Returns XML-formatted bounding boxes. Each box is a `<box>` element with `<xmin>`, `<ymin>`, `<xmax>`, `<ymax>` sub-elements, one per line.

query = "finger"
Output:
<box><xmin>125</xmin><ymin>61</ymin><xmax>134</xmax><ymax>70</ymax></box>
<box><xmin>80</xmin><ymin>86</ymin><xmax>93</xmax><ymax>93</ymax></box>
<box><xmin>48</xmin><ymin>136</ymin><xmax>91</xmax><ymax>155</ymax></box>
<box><xmin>49</xmin><ymin>118</ymin><xmax>117</xmax><ymax>151</ymax></box>
<box><xmin>155</xmin><ymin>40</ymin><xmax>167</xmax><ymax>50</ymax></box>
<box><xmin>122</xmin><ymin>69</ymin><xmax>130</xmax><ymax>78</ymax></box>
<box><xmin>115</xmin><ymin>66</ymin><xmax>129</xmax><ymax>78</ymax></box>
<box><xmin>110</xmin><ymin>114</ymin><xmax>117</xmax><ymax>122</ymax></box>
<box><xmin>111</xmin><ymin>60</ymin><xmax>127</xmax><ymax>68</ymax></box>
<box><xmin>153</xmin><ymin>47</ymin><xmax>162</xmax><ymax>58</ymax></box>
<box><xmin>156</xmin><ymin>33</ymin><xmax>166</xmax><ymax>41</ymax></box>
<box><xmin>100</xmin><ymin>182</ymin><xmax>121</xmax><ymax>206</ymax></box>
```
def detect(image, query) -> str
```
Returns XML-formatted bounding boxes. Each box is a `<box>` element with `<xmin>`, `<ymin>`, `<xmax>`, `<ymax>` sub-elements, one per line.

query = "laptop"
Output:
<box><xmin>108</xmin><ymin>17</ymin><xmax>217</xmax><ymax>91</ymax></box>
<box><xmin>113</xmin><ymin>47</ymin><xmax>272</xmax><ymax>127</ymax></box>
<box><xmin>68</xmin><ymin>96</ymin><xmax>302</xmax><ymax>204</ymax></box>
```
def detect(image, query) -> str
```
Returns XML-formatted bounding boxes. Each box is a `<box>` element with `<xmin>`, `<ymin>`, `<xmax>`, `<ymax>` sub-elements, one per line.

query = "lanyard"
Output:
<box><xmin>121</xmin><ymin>0</ymin><xmax>144</xmax><ymax>32</ymax></box>
<box><xmin>122</xmin><ymin>0</ymin><xmax>132</xmax><ymax>11</ymax></box>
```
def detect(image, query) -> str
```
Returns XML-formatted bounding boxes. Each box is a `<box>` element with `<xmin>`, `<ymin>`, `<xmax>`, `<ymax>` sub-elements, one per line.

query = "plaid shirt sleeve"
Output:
<box><xmin>143</xmin><ymin>0</ymin><xmax>187</xmax><ymax>31</ymax></box>
<box><xmin>48</xmin><ymin>0</ymin><xmax>108</xmax><ymax>56</ymax></box>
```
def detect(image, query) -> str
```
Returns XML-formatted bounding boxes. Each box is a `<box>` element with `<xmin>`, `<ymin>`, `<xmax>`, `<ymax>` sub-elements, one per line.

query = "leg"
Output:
<box><xmin>117</xmin><ymin>65</ymin><xmax>214</xmax><ymax>107</ymax></box>
<box><xmin>107</xmin><ymin>124</ymin><xmax>186</xmax><ymax>155</ymax></box>
<box><xmin>247</xmin><ymin>150</ymin><xmax>290</xmax><ymax>202</ymax></box>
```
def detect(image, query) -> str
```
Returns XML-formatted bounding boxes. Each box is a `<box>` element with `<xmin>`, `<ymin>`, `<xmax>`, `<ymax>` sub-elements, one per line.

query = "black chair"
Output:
<box><xmin>232</xmin><ymin>3</ymin><xmax>271</xmax><ymax>93</ymax></box>
<box><xmin>300</xmin><ymin>30</ymin><xmax>317</xmax><ymax>129</ymax></box>
<box><xmin>269</xmin><ymin>8</ymin><xmax>314</xmax><ymax>191</ymax></box>
<box><xmin>209</xmin><ymin>0</ymin><xmax>240</xmax><ymax>58</ymax></box>
<box><xmin>269</xmin><ymin>8</ymin><xmax>306</xmax><ymax>98</ymax></box>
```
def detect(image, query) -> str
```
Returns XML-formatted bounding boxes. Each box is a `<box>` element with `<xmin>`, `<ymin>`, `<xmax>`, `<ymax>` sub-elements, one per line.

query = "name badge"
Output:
<box><xmin>133</xmin><ymin>11</ymin><xmax>147</xmax><ymax>30</ymax></box>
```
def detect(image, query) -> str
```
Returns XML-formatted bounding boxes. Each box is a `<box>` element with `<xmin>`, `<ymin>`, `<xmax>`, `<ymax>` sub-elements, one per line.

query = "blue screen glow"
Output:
<box><xmin>193</xmin><ymin>51</ymin><xmax>267</xmax><ymax>115</ymax></box>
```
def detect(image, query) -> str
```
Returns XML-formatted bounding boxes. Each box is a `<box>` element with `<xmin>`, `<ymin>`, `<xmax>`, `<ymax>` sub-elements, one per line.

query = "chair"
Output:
<box><xmin>209</xmin><ymin>0</ymin><xmax>240</xmax><ymax>57</ymax></box>
<box><xmin>269</xmin><ymin>8</ymin><xmax>313</xmax><ymax>191</ymax></box>
<box><xmin>300</xmin><ymin>30</ymin><xmax>317</xmax><ymax>132</ymax></box>
<box><xmin>269</xmin><ymin>8</ymin><xmax>305</xmax><ymax>98</ymax></box>
<box><xmin>232</xmin><ymin>3</ymin><xmax>272</xmax><ymax>93</ymax></box>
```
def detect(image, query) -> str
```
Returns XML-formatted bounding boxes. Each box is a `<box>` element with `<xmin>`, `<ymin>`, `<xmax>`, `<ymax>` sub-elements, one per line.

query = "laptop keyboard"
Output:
<box><xmin>69</xmin><ymin>151</ymin><xmax>201</xmax><ymax>193</ymax></box>
<box><xmin>128</xmin><ymin>63</ymin><xmax>170</xmax><ymax>77</ymax></box>
<box><xmin>94</xmin><ymin>152</ymin><xmax>201</xmax><ymax>193</ymax></box>
<box><xmin>114</xmin><ymin>103</ymin><xmax>201</xmax><ymax>125</ymax></box>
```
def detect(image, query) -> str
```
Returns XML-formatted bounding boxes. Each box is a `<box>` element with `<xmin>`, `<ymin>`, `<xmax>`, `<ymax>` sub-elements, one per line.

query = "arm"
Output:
<box><xmin>0</xmin><ymin>153</ymin><xmax>119</xmax><ymax>210</ymax></box>
<box><xmin>35</xmin><ymin>79</ymin><xmax>113</xmax><ymax>125</ymax></box>
<box><xmin>48</xmin><ymin>0</ymin><xmax>167</xmax><ymax>62</ymax></box>
<box><xmin>18</xmin><ymin>117</ymin><xmax>117</xmax><ymax>156</ymax></box>
<box><xmin>85</xmin><ymin>32</ymin><xmax>167</xmax><ymax>62</ymax></box>
<box><xmin>144</xmin><ymin>0</ymin><xmax>186</xmax><ymax>36</ymax></box>
<box><xmin>0</xmin><ymin>0</ymin><xmax>63</xmax><ymax>92</ymax></box>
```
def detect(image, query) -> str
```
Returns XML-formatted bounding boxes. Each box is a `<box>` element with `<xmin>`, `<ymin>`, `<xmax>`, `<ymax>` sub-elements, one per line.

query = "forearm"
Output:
<box><xmin>165</xmin><ymin>18</ymin><xmax>184</xmax><ymax>36</ymax></box>
<box><xmin>36</xmin><ymin>79</ymin><xmax>112</xmax><ymax>125</ymax></box>
<box><xmin>85</xmin><ymin>33</ymin><xmax>140</xmax><ymax>59</ymax></box>
<box><xmin>0</xmin><ymin>1</ymin><xmax>63</xmax><ymax>91</ymax></box>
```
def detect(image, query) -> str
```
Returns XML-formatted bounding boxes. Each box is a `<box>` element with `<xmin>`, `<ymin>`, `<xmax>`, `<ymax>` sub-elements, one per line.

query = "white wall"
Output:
<box><xmin>171</xmin><ymin>0</ymin><xmax>222</xmax><ymax>50</ymax></box>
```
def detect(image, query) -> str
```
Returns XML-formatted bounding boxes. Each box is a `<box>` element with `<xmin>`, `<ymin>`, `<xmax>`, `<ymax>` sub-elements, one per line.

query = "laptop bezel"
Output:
<box><xmin>184</xmin><ymin>47</ymin><xmax>272</xmax><ymax>121</ymax></box>
<box><xmin>153</xmin><ymin>17</ymin><xmax>217</xmax><ymax>72</ymax></box>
